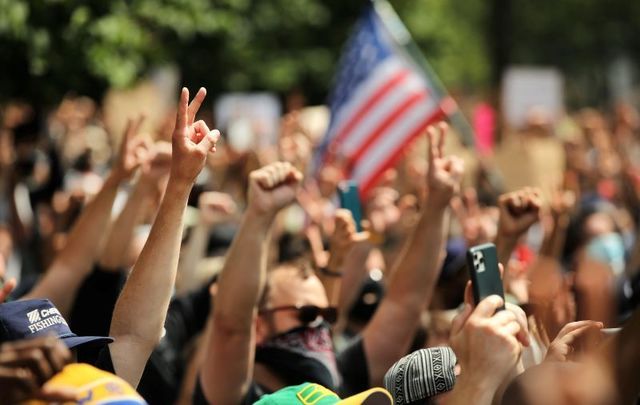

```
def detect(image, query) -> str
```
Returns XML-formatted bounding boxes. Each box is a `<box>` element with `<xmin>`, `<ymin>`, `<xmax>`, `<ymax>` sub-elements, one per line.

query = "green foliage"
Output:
<box><xmin>0</xmin><ymin>0</ymin><xmax>638</xmax><ymax>107</ymax></box>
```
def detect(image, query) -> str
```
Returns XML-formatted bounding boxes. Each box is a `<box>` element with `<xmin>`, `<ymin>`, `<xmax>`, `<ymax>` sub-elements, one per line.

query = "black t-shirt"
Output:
<box><xmin>72</xmin><ymin>265</ymin><xmax>213</xmax><ymax>404</ymax></box>
<box><xmin>192</xmin><ymin>335</ymin><xmax>369</xmax><ymax>404</ymax></box>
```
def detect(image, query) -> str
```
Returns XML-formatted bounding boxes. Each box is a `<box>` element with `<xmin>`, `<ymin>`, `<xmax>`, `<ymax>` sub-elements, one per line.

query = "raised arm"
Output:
<box><xmin>108</xmin><ymin>87</ymin><xmax>219</xmax><ymax>387</ymax></box>
<box><xmin>362</xmin><ymin>123</ymin><xmax>464</xmax><ymax>385</ymax></box>
<box><xmin>23</xmin><ymin>117</ymin><xmax>145</xmax><ymax>316</ymax></box>
<box><xmin>176</xmin><ymin>191</ymin><xmax>236</xmax><ymax>294</ymax></box>
<box><xmin>98</xmin><ymin>141</ymin><xmax>171</xmax><ymax>270</ymax></box>
<box><xmin>494</xmin><ymin>188</ymin><xmax>542</xmax><ymax>298</ymax></box>
<box><xmin>200</xmin><ymin>162</ymin><xmax>302</xmax><ymax>405</ymax></box>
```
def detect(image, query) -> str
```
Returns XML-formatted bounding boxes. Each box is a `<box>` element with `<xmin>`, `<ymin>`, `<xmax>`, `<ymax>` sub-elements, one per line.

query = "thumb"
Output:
<box><xmin>473</xmin><ymin>295</ymin><xmax>504</xmax><ymax>318</ymax></box>
<box><xmin>451</xmin><ymin>303</ymin><xmax>473</xmax><ymax>336</ymax></box>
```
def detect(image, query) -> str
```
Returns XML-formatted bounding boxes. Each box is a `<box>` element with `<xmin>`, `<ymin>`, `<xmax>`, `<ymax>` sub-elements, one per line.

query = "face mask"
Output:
<box><xmin>255</xmin><ymin>323</ymin><xmax>340</xmax><ymax>391</ymax></box>
<box><xmin>586</xmin><ymin>233</ymin><xmax>626</xmax><ymax>276</ymax></box>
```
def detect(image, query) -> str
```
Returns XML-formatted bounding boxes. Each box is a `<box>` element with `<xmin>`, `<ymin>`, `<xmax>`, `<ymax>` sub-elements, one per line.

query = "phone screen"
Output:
<box><xmin>338</xmin><ymin>180</ymin><xmax>363</xmax><ymax>233</ymax></box>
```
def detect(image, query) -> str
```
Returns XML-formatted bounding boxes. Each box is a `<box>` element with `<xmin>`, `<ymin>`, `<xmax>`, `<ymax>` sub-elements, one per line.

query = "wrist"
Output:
<box><xmin>165</xmin><ymin>177</ymin><xmax>193</xmax><ymax>199</ymax></box>
<box><xmin>455</xmin><ymin>371</ymin><xmax>501</xmax><ymax>402</ymax></box>
<box><xmin>243</xmin><ymin>207</ymin><xmax>277</xmax><ymax>230</ymax></box>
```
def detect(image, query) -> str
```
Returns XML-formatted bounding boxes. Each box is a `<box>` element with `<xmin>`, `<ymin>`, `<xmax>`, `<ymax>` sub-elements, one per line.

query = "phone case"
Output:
<box><xmin>466</xmin><ymin>243</ymin><xmax>505</xmax><ymax>309</ymax></box>
<box><xmin>338</xmin><ymin>180</ymin><xmax>363</xmax><ymax>232</ymax></box>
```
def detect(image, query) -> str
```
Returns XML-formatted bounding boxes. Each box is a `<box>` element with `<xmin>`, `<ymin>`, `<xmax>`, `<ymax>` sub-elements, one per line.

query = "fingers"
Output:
<box><xmin>472</xmin><ymin>295</ymin><xmax>504</xmax><ymax>318</ymax></box>
<box><xmin>192</xmin><ymin>121</ymin><xmax>220</xmax><ymax>154</ymax></box>
<box><xmin>176</xmin><ymin>87</ymin><xmax>189</xmax><ymax>131</ymax></box>
<box><xmin>450</xmin><ymin>303</ymin><xmax>473</xmax><ymax>336</ymax></box>
<box><xmin>427</xmin><ymin>125</ymin><xmax>438</xmax><ymax>163</ymax></box>
<box><xmin>464</xmin><ymin>280</ymin><xmax>474</xmax><ymax>307</ymax></box>
<box><xmin>438</xmin><ymin>121</ymin><xmax>448</xmax><ymax>156</ymax></box>
<box><xmin>505</xmin><ymin>302</ymin><xmax>531</xmax><ymax>346</ymax></box>
<box><xmin>0</xmin><ymin>277</ymin><xmax>16</xmax><ymax>303</ymax></box>
<box><xmin>252</xmin><ymin>162</ymin><xmax>303</xmax><ymax>191</ymax></box>
<box><xmin>187</xmin><ymin>87</ymin><xmax>207</xmax><ymax>125</ymax></box>
<box><xmin>558</xmin><ymin>321</ymin><xmax>603</xmax><ymax>344</ymax></box>
<box><xmin>35</xmin><ymin>386</ymin><xmax>79</xmax><ymax>402</ymax></box>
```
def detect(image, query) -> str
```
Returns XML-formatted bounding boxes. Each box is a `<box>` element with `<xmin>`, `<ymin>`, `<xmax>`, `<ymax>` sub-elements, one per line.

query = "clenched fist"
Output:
<box><xmin>247</xmin><ymin>162</ymin><xmax>303</xmax><ymax>217</ymax></box>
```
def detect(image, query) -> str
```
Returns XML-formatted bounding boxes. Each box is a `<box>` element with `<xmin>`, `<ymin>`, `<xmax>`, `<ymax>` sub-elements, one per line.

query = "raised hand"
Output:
<box><xmin>327</xmin><ymin>209</ymin><xmax>369</xmax><ymax>273</ymax></box>
<box><xmin>449</xmin><ymin>294</ymin><xmax>525</xmax><ymax>393</ymax></box>
<box><xmin>497</xmin><ymin>187</ymin><xmax>543</xmax><ymax>238</ymax></box>
<box><xmin>247</xmin><ymin>162</ymin><xmax>303</xmax><ymax>218</ymax></box>
<box><xmin>112</xmin><ymin>115</ymin><xmax>148</xmax><ymax>181</ymax></box>
<box><xmin>138</xmin><ymin>141</ymin><xmax>172</xmax><ymax>198</ymax></box>
<box><xmin>198</xmin><ymin>191</ymin><xmax>237</xmax><ymax>226</ymax></box>
<box><xmin>451</xmin><ymin>188</ymin><xmax>498</xmax><ymax>246</ymax></box>
<box><xmin>545</xmin><ymin>320</ymin><xmax>603</xmax><ymax>363</ymax></box>
<box><xmin>170</xmin><ymin>87</ymin><xmax>220</xmax><ymax>185</ymax></box>
<box><xmin>0</xmin><ymin>337</ymin><xmax>76</xmax><ymax>404</ymax></box>
<box><xmin>426</xmin><ymin>122</ymin><xmax>464</xmax><ymax>208</ymax></box>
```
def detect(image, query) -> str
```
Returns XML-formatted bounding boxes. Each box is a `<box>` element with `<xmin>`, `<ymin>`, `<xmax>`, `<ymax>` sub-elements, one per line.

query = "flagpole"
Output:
<box><xmin>371</xmin><ymin>0</ymin><xmax>476</xmax><ymax>147</ymax></box>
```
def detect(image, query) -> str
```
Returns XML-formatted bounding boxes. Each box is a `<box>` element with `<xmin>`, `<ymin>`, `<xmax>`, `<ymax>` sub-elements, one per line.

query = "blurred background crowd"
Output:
<box><xmin>1</xmin><ymin>0</ymin><xmax>640</xmax><ymax>404</ymax></box>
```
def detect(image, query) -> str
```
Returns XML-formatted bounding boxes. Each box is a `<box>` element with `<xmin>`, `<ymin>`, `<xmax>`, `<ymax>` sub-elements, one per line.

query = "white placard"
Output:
<box><xmin>214</xmin><ymin>93</ymin><xmax>281</xmax><ymax>152</ymax></box>
<box><xmin>502</xmin><ymin>67</ymin><xmax>564</xmax><ymax>129</ymax></box>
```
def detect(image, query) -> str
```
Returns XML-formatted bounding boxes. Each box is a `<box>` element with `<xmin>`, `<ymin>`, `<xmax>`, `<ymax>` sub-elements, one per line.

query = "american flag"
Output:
<box><xmin>317</xmin><ymin>4</ymin><xmax>455</xmax><ymax>197</ymax></box>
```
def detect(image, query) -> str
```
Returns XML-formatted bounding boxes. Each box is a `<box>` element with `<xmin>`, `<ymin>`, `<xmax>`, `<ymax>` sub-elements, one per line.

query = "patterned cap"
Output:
<box><xmin>383</xmin><ymin>346</ymin><xmax>457</xmax><ymax>404</ymax></box>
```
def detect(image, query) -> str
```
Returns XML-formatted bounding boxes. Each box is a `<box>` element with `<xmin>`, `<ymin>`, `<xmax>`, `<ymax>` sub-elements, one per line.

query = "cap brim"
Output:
<box><xmin>338</xmin><ymin>388</ymin><xmax>392</xmax><ymax>405</ymax></box>
<box><xmin>61</xmin><ymin>335</ymin><xmax>114</xmax><ymax>349</ymax></box>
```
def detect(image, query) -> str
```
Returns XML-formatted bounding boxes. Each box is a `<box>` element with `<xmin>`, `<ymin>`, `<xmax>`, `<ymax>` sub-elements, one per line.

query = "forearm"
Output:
<box><xmin>202</xmin><ymin>210</ymin><xmax>273</xmax><ymax>404</ymax></box>
<box><xmin>176</xmin><ymin>223</ymin><xmax>210</xmax><ymax>294</ymax></box>
<box><xmin>23</xmin><ymin>172</ymin><xmax>121</xmax><ymax>315</ymax></box>
<box><xmin>213</xmin><ymin>209</ymin><xmax>273</xmax><ymax>332</ymax></box>
<box><xmin>99</xmin><ymin>181</ymin><xmax>153</xmax><ymax>269</ymax></box>
<box><xmin>385</xmin><ymin>201</ymin><xmax>448</xmax><ymax>307</ymax></box>
<box><xmin>495</xmin><ymin>233</ymin><xmax>517</xmax><ymax>272</ymax></box>
<box><xmin>110</xmin><ymin>179</ymin><xmax>189</xmax><ymax>344</ymax></box>
<box><xmin>539</xmin><ymin>214</ymin><xmax>570</xmax><ymax>259</ymax></box>
<box><xmin>362</xmin><ymin>202</ymin><xmax>448</xmax><ymax>384</ymax></box>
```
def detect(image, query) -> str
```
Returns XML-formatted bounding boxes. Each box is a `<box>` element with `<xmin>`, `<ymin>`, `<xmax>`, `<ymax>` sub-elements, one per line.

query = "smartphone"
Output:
<box><xmin>338</xmin><ymin>180</ymin><xmax>363</xmax><ymax>232</ymax></box>
<box><xmin>466</xmin><ymin>243</ymin><xmax>505</xmax><ymax>310</ymax></box>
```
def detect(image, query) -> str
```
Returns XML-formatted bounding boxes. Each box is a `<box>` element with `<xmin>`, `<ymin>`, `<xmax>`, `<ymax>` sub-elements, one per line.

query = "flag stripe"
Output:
<box><xmin>339</xmin><ymin>72</ymin><xmax>426</xmax><ymax>156</ymax></box>
<box><xmin>351</xmin><ymin>99</ymin><xmax>436</xmax><ymax>182</ymax></box>
<box><xmin>326</xmin><ymin>58</ymin><xmax>405</xmax><ymax>143</ymax></box>
<box><xmin>331</xmin><ymin>68</ymin><xmax>411</xmax><ymax>147</ymax></box>
<box><xmin>359</xmin><ymin>106</ymin><xmax>447</xmax><ymax>194</ymax></box>
<box><xmin>347</xmin><ymin>90</ymin><xmax>428</xmax><ymax>164</ymax></box>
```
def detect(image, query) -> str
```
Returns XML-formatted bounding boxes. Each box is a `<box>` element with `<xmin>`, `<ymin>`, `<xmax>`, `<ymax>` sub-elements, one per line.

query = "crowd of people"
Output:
<box><xmin>0</xmin><ymin>86</ymin><xmax>639</xmax><ymax>405</ymax></box>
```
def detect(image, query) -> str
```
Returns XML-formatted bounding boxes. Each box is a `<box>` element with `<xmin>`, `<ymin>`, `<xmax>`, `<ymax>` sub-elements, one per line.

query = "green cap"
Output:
<box><xmin>254</xmin><ymin>383</ymin><xmax>392</xmax><ymax>405</ymax></box>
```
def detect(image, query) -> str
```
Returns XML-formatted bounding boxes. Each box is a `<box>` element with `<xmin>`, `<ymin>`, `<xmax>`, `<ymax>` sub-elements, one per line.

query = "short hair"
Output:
<box><xmin>258</xmin><ymin>260</ymin><xmax>314</xmax><ymax>311</ymax></box>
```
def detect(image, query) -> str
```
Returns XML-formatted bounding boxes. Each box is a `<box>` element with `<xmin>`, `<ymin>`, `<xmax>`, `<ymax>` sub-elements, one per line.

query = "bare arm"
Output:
<box><xmin>176</xmin><ymin>191</ymin><xmax>236</xmax><ymax>294</ymax></box>
<box><xmin>22</xmin><ymin>117</ymin><xmax>146</xmax><ymax>316</ymax></box>
<box><xmin>200</xmin><ymin>162</ymin><xmax>302</xmax><ymax>405</ymax></box>
<box><xmin>108</xmin><ymin>87</ymin><xmax>219</xmax><ymax>387</ymax></box>
<box><xmin>494</xmin><ymin>188</ymin><xmax>542</xmax><ymax>296</ymax></box>
<box><xmin>98</xmin><ymin>141</ymin><xmax>171</xmax><ymax>270</ymax></box>
<box><xmin>362</xmin><ymin>123</ymin><xmax>464</xmax><ymax>385</ymax></box>
<box><xmin>23</xmin><ymin>172</ymin><xmax>121</xmax><ymax>315</ymax></box>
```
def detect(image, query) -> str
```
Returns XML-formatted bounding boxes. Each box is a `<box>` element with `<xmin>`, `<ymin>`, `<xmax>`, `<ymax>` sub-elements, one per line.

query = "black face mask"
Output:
<box><xmin>255</xmin><ymin>323</ymin><xmax>340</xmax><ymax>391</ymax></box>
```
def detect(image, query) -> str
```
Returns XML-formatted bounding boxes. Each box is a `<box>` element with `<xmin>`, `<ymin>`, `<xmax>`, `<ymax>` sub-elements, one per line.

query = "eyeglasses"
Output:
<box><xmin>259</xmin><ymin>305</ymin><xmax>338</xmax><ymax>325</ymax></box>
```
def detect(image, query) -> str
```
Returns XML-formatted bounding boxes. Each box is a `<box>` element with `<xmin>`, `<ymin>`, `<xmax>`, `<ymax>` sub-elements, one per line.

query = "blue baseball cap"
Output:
<box><xmin>0</xmin><ymin>299</ymin><xmax>113</xmax><ymax>349</ymax></box>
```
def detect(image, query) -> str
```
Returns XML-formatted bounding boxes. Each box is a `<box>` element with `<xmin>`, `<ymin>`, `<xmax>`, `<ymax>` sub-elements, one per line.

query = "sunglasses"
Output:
<box><xmin>259</xmin><ymin>305</ymin><xmax>338</xmax><ymax>325</ymax></box>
